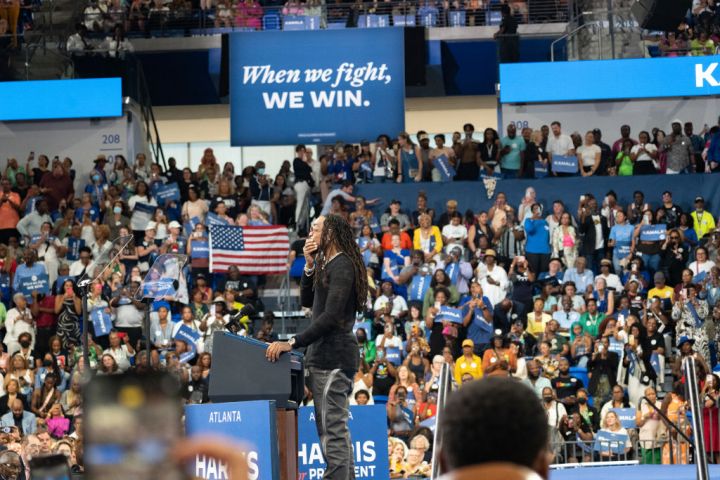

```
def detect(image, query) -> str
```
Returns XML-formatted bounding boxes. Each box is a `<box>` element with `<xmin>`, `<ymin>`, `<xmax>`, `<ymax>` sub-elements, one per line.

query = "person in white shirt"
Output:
<box><xmin>4</xmin><ymin>294</ymin><xmax>35</xmax><ymax>357</ymax></box>
<box><xmin>441</xmin><ymin>212</ymin><xmax>468</xmax><ymax>254</ymax></box>
<box><xmin>577</xmin><ymin>131</ymin><xmax>601</xmax><ymax>176</ymax></box>
<box><xmin>596</xmin><ymin>259</ymin><xmax>623</xmax><ymax>292</ymax></box>
<box><xmin>101</xmin><ymin>24</ymin><xmax>134</xmax><ymax>58</ymax></box>
<box><xmin>542</xmin><ymin>386</ymin><xmax>567</xmax><ymax>429</ymax></box>
<box><xmin>103</xmin><ymin>332</ymin><xmax>135</xmax><ymax>372</ymax></box>
<box><xmin>477</xmin><ymin>250</ymin><xmax>508</xmax><ymax>306</ymax></box>
<box><xmin>373</xmin><ymin>280</ymin><xmax>409</xmax><ymax>319</ymax></box>
<box><xmin>546</xmin><ymin>121</ymin><xmax>575</xmax><ymax>159</ymax></box>
<box><xmin>375</xmin><ymin>317</ymin><xmax>403</xmax><ymax>350</ymax></box>
<box><xmin>68</xmin><ymin>247</ymin><xmax>94</xmax><ymax>278</ymax></box>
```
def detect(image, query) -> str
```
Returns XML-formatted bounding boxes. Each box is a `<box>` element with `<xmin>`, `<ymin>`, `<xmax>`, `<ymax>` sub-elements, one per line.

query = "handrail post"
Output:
<box><xmin>683</xmin><ymin>357</ymin><xmax>710</xmax><ymax>480</ymax></box>
<box><xmin>431</xmin><ymin>363</ymin><xmax>452</xmax><ymax>479</ymax></box>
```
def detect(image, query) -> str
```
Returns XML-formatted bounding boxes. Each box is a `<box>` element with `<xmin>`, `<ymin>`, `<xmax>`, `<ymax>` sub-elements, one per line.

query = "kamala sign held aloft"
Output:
<box><xmin>229</xmin><ymin>29</ymin><xmax>405</xmax><ymax>146</ymax></box>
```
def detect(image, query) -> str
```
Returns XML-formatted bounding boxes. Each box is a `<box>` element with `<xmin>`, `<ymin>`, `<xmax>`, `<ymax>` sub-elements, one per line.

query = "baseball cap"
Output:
<box><xmin>695</xmin><ymin>196</ymin><xmax>705</xmax><ymax>203</ymax></box>
<box><xmin>671</xmin><ymin>118</ymin><xmax>683</xmax><ymax>126</ymax></box>
<box><xmin>168</xmin><ymin>220</ymin><xmax>181</xmax><ymax>229</ymax></box>
<box><xmin>484</xmin><ymin>249</ymin><xmax>497</xmax><ymax>258</ymax></box>
<box><xmin>600</xmin><ymin>259</ymin><xmax>612</xmax><ymax>267</ymax></box>
<box><xmin>145</xmin><ymin>221</ymin><xmax>157</xmax><ymax>231</ymax></box>
<box><xmin>390</xmin><ymin>199</ymin><xmax>401</xmax><ymax>205</ymax></box>
<box><xmin>462</xmin><ymin>339</ymin><xmax>474</xmax><ymax>348</ymax></box>
<box><xmin>677</xmin><ymin>336</ymin><xmax>695</xmax><ymax>347</ymax></box>
<box><xmin>654</xmin><ymin>271</ymin><xmax>666</xmax><ymax>282</ymax></box>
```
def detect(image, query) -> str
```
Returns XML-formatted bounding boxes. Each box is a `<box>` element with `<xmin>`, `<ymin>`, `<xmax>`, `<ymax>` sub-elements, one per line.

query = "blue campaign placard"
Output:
<box><xmin>65</xmin><ymin>238</ymin><xmax>85</xmax><ymax>262</ymax></box>
<box><xmin>551</xmin><ymin>155</ymin><xmax>578</xmax><ymax>174</ymax></box>
<box><xmin>385</xmin><ymin>347</ymin><xmax>402</xmax><ymax>366</ymax></box>
<box><xmin>298</xmin><ymin>405</ymin><xmax>389</xmax><ymax>480</ymax></box>
<box><xmin>432</xmin><ymin>155</ymin><xmax>456</xmax><ymax>182</ymax></box>
<box><xmin>133</xmin><ymin>202</ymin><xmax>156</xmax><ymax>215</ymax></box>
<box><xmin>500</xmin><ymin>55</ymin><xmax>720</xmax><ymax>104</ymax></box>
<box><xmin>593</xmin><ymin>430</ymin><xmax>629</xmax><ymax>455</ymax></box>
<box><xmin>17</xmin><ymin>273</ymin><xmax>50</xmax><ymax>299</ymax></box>
<box><xmin>91</xmin><ymin>307</ymin><xmax>113</xmax><ymax>337</ymax></box>
<box><xmin>434</xmin><ymin>306</ymin><xmax>463</xmax><ymax>324</ymax></box>
<box><xmin>206</xmin><ymin>212</ymin><xmax>229</xmax><ymax>226</ymax></box>
<box><xmin>155</xmin><ymin>183</ymin><xmax>181</xmax><ymax>204</ymax></box>
<box><xmin>185</xmin><ymin>400</ymin><xmax>279</xmax><ymax>480</ymax></box>
<box><xmin>229</xmin><ymin>29</ymin><xmax>405</xmax><ymax>146</ymax></box>
<box><xmin>639</xmin><ymin>224</ymin><xmax>667</xmax><ymax>241</ymax></box>
<box><xmin>191</xmin><ymin>240</ymin><xmax>210</xmax><ymax>259</ymax></box>
<box><xmin>611</xmin><ymin>408</ymin><xmax>637</xmax><ymax>430</ymax></box>
<box><xmin>408</xmin><ymin>274</ymin><xmax>430</xmax><ymax>302</ymax></box>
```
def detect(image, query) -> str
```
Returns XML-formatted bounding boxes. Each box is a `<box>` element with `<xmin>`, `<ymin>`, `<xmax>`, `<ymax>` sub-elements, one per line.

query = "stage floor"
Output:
<box><xmin>551</xmin><ymin>464</ymin><xmax>720</xmax><ymax>480</ymax></box>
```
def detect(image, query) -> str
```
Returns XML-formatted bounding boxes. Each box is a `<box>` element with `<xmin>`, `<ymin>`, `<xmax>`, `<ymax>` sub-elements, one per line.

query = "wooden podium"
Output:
<box><xmin>208</xmin><ymin>332</ymin><xmax>304</xmax><ymax>480</ymax></box>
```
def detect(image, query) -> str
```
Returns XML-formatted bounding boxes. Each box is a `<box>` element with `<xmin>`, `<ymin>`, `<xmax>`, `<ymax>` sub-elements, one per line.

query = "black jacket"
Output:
<box><xmin>578</xmin><ymin>213</ymin><xmax>610</xmax><ymax>255</ymax></box>
<box><xmin>295</xmin><ymin>255</ymin><xmax>359</xmax><ymax>374</ymax></box>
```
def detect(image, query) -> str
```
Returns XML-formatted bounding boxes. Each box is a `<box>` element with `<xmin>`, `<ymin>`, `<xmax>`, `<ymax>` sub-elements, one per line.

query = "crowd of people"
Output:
<box><xmin>0</xmin><ymin>116</ymin><xmax>719</xmax><ymax>476</ymax></box>
<box><xmin>73</xmin><ymin>0</ymin><xmax>555</xmax><ymax>37</ymax></box>
<box><xmin>655</xmin><ymin>0</ymin><xmax>720</xmax><ymax>57</ymax></box>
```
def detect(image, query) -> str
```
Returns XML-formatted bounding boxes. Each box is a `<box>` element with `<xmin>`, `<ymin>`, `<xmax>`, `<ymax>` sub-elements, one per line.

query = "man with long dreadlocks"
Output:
<box><xmin>267</xmin><ymin>214</ymin><xmax>368</xmax><ymax>479</ymax></box>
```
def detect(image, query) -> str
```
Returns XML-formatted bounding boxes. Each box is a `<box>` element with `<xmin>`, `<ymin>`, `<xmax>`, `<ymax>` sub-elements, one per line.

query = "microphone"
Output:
<box><xmin>231</xmin><ymin>303</ymin><xmax>256</xmax><ymax>320</ymax></box>
<box><xmin>226</xmin><ymin>303</ymin><xmax>256</xmax><ymax>334</ymax></box>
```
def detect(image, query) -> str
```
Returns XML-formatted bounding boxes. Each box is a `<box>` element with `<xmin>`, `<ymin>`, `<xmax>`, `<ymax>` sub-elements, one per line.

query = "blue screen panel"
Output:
<box><xmin>500</xmin><ymin>55</ymin><xmax>720</xmax><ymax>103</ymax></box>
<box><xmin>0</xmin><ymin>78</ymin><xmax>122</xmax><ymax>121</ymax></box>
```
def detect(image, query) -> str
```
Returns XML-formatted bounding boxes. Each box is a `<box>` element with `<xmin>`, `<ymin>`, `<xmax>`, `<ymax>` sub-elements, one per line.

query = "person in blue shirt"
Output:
<box><xmin>461</xmin><ymin>280</ymin><xmax>494</xmax><ymax>355</ymax></box>
<box><xmin>608</xmin><ymin>210</ymin><xmax>634</xmax><ymax>275</ymax></box>
<box><xmin>12</xmin><ymin>250</ymin><xmax>48</xmax><ymax>293</ymax></box>
<box><xmin>499</xmin><ymin>123</ymin><xmax>526</xmax><ymax>179</ymax></box>
<box><xmin>705</xmin><ymin>125</ymin><xmax>720</xmax><ymax>172</ymax></box>
<box><xmin>524</xmin><ymin>203</ymin><xmax>551</xmax><ymax>275</ymax></box>
<box><xmin>84</xmin><ymin>170</ymin><xmax>107</xmax><ymax>206</ymax></box>
<box><xmin>562</xmin><ymin>257</ymin><xmax>595</xmax><ymax>294</ymax></box>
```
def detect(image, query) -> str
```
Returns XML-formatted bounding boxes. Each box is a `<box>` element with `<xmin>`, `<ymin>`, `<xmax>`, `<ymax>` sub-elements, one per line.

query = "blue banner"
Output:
<box><xmin>435</xmin><ymin>306</ymin><xmax>463</xmax><ymax>324</ymax></box>
<box><xmin>610</xmin><ymin>408</ymin><xmax>637</xmax><ymax>430</ymax></box>
<box><xmin>385</xmin><ymin>347</ymin><xmax>402</xmax><ymax>366</ymax></box>
<box><xmin>17</xmin><ymin>273</ymin><xmax>50</xmax><ymax>299</ymax></box>
<box><xmin>639</xmin><ymin>224</ymin><xmax>667</xmax><ymax>242</ymax></box>
<box><xmin>551</xmin><ymin>155</ymin><xmax>578</xmax><ymax>174</ymax></box>
<box><xmin>65</xmin><ymin>238</ymin><xmax>84</xmax><ymax>262</ymax></box>
<box><xmin>229</xmin><ymin>29</ymin><xmax>405</xmax><ymax>146</ymax></box>
<box><xmin>206</xmin><ymin>212</ymin><xmax>229</xmax><ymax>226</ymax></box>
<box><xmin>185</xmin><ymin>216</ymin><xmax>201</xmax><ymax>237</ymax></box>
<box><xmin>30</xmin><ymin>234</ymin><xmax>56</xmax><ymax>245</ymax></box>
<box><xmin>155</xmin><ymin>182</ymin><xmax>181</xmax><ymax>204</ymax></box>
<box><xmin>593</xmin><ymin>430</ymin><xmax>629</xmax><ymax>455</ymax></box>
<box><xmin>133</xmin><ymin>202</ymin><xmax>156</xmax><ymax>215</ymax></box>
<box><xmin>408</xmin><ymin>275</ymin><xmax>430</xmax><ymax>302</ymax></box>
<box><xmin>190</xmin><ymin>240</ymin><xmax>210</xmax><ymax>259</ymax></box>
<box><xmin>432</xmin><ymin>155</ymin><xmax>456</xmax><ymax>182</ymax></box>
<box><xmin>174</xmin><ymin>324</ymin><xmax>201</xmax><ymax>363</ymax></box>
<box><xmin>298</xmin><ymin>405</ymin><xmax>389</xmax><ymax>480</ymax></box>
<box><xmin>500</xmin><ymin>55</ymin><xmax>720</xmax><ymax>104</ymax></box>
<box><xmin>91</xmin><ymin>307</ymin><xmax>113</xmax><ymax>337</ymax></box>
<box><xmin>185</xmin><ymin>401</ymin><xmax>278</xmax><ymax>480</ymax></box>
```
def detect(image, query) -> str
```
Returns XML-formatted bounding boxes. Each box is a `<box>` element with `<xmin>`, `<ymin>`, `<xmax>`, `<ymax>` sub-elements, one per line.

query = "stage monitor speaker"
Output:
<box><xmin>404</xmin><ymin>27</ymin><xmax>426</xmax><ymax>86</ymax></box>
<box><xmin>631</xmin><ymin>0</ymin><xmax>691</xmax><ymax>31</ymax></box>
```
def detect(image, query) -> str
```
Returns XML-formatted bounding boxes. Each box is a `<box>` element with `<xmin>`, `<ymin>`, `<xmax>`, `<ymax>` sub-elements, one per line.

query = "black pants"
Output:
<box><xmin>526</xmin><ymin>253</ymin><xmax>550</xmax><ymax>276</ymax></box>
<box><xmin>307</xmin><ymin>367</ymin><xmax>355</xmax><ymax>480</ymax></box>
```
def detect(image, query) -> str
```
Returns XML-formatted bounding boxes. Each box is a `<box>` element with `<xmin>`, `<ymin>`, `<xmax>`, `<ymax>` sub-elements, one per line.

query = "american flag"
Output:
<box><xmin>209</xmin><ymin>225</ymin><xmax>290</xmax><ymax>275</ymax></box>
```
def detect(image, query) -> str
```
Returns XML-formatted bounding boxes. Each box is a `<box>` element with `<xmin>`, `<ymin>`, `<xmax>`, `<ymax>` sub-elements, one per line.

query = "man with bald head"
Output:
<box><xmin>0</xmin><ymin>399</ymin><xmax>36</xmax><ymax>435</ymax></box>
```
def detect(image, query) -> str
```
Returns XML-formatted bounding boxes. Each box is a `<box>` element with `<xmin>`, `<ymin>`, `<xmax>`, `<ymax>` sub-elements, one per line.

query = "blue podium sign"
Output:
<box><xmin>298</xmin><ymin>405</ymin><xmax>389</xmax><ymax>480</ymax></box>
<box><xmin>185</xmin><ymin>400</ymin><xmax>279</xmax><ymax>480</ymax></box>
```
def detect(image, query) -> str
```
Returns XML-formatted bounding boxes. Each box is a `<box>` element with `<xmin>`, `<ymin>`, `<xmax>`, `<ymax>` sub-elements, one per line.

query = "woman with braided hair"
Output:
<box><xmin>267</xmin><ymin>214</ymin><xmax>368</xmax><ymax>479</ymax></box>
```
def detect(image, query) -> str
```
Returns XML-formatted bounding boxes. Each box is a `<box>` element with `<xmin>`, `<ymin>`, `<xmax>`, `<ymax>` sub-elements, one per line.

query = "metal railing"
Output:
<box><xmin>684</xmin><ymin>357</ymin><xmax>710</xmax><ymax>480</ymax></box>
<box><xmin>430</xmin><ymin>362</ymin><xmax>452</xmax><ymax>479</ymax></box>
<box><xmin>550</xmin><ymin>20</ymin><xmax>600</xmax><ymax>61</ymax></box>
<box><xmin>74</xmin><ymin>0</ymin><xmax>567</xmax><ymax>38</ymax></box>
